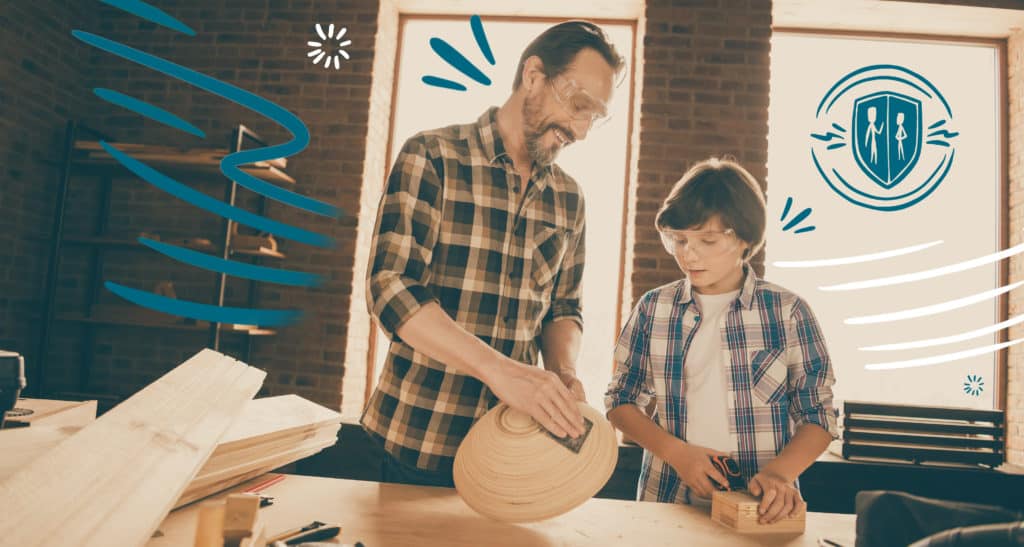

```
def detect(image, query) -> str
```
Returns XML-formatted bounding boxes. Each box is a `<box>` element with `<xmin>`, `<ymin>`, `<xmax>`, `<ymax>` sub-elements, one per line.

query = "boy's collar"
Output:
<box><xmin>677</xmin><ymin>264</ymin><xmax>757</xmax><ymax>310</ymax></box>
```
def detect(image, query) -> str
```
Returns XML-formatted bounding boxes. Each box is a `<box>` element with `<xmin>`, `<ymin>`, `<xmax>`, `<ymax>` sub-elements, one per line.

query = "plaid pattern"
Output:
<box><xmin>362</xmin><ymin>108</ymin><xmax>586</xmax><ymax>472</ymax></box>
<box><xmin>604</xmin><ymin>267</ymin><xmax>838</xmax><ymax>504</ymax></box>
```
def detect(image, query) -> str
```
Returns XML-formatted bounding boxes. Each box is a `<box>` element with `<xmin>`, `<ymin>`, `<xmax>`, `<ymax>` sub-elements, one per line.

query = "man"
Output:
<box><xmin>362</xmin><ymin>21</ymin><xmax>624</xmax><ymax>487</ymax></box>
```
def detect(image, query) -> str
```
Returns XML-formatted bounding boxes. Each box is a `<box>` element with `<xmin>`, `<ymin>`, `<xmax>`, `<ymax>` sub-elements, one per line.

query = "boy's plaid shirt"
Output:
<box><xmin>361</xmin><ymin>108</ymin><xmax>586</xmax><ymax>472</ymax></box>
<box><xmin>604</xmin><ymin>269</ymin><xmax>838</xmax><ymax>504</ymax></box>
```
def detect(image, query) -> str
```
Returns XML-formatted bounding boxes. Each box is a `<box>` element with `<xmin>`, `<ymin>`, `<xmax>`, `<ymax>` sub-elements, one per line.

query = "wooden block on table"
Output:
<box><xmin>223</xmin><ymin>493</ymin><xmax>264</xmax><ymax>547</ymax></box>
<box><xmin>710</xmin><ymin>490</ymin><xmax>805</xmax><ymax>534</ymax></box>
<box><xmin>6</xmin><ymin>398</ymin><xmax>97</xmax><ymax>429</ymax></box>
<box><xmin>193</xmin><ymin>500</ymin><xmax>226</xmax><ymax>547</ymax></box>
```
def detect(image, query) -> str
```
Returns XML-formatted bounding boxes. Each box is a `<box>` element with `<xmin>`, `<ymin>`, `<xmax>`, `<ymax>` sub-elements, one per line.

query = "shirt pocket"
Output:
<box><xmin>530</xmin><ymin>223</ymin><xmax>568</xmax><ymax>291</ymax></box>
<box><xmin>748</xmin><ymin>347</ymin><xmax>788</xmax><ymax>405</ymax></box>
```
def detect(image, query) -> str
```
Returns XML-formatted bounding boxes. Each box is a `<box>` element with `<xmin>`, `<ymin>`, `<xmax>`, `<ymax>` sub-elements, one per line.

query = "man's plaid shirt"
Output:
<box><xmin>605</xmin><ymin>269</ymin><xmax>838</xmax><ymax>504</ymax></box>
<box><xmin>361</xmin><ymin>108</ymin><xmax>586</xmax><ymax>472</ymax></box>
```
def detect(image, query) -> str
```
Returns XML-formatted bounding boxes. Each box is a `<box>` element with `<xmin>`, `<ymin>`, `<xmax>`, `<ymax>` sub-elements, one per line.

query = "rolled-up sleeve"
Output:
<box><xmin>604</xmin><ymin>292</ymin><xmax>656</xmax><ymax>414</ymax></box>
<box><xmin>544</xmin><ymin>196</ymin><xmax>586</xmax><ymax>329</ymax></box>
<box><xmin>785</xmin><ymin>297</ymin><xmax>839</xmax><ymax>439</ymax></box>
<box><xmin>366</xmin><ymin>135</ymin><xmax>443</xmax><ymax>340</ymax></box>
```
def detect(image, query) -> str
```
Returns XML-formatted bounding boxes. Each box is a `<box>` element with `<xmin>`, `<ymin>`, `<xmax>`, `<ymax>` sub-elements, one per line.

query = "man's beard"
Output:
<box><xmin>522</xmin><ymin>93</ymin><xmax>560</xmax><ymax>167</ymax></box>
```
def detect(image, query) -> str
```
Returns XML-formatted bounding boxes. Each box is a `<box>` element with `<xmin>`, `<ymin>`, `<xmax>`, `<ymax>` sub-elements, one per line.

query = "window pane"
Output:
<box><xmin>767</xmin><ymin>33</ymin><xmax>1001</xmax><ymax>409</ymax></box>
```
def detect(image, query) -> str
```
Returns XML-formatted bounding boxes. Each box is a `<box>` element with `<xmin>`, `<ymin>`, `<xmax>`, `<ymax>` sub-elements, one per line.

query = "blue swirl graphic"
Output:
<box><xmin>74</xmin><ymin>3</ymin><xmax>336</xmax><ymax>327</ymax></box>
<box><xmin>94</xmin><ymin>88</ymin><xmax>205</xmax><ymax>138</ymax></box>
<box><xmin>73</xmin><ymin>30</ymin><xmax>340</xmax><ymax>219</ymax></box>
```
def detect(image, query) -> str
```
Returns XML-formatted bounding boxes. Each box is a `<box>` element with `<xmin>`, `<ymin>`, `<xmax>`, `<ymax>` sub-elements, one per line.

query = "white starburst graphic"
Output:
<box><xmin>307</xmin><ymin>23</ymin><xmax>351</xmax><ymax>70</ymax></box>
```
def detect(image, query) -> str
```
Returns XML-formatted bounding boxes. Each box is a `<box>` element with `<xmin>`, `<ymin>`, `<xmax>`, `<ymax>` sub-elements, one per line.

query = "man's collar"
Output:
<box><xmin>476</xmin><ymin>107</ymin><xmax>509</xmax><ymax>166</ymax></box>
<box><xmin>476</xmin><ymin>107</ymin><xmax>555</xmax><ymax>180</ymax></box>
<box><xmin>677</xmin><ymin>264</ymin><xmax>757</xmax><ymax>310</ymax></box>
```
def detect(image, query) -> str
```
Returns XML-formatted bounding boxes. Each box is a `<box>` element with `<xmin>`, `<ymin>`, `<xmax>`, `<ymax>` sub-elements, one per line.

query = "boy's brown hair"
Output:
<box><xmin>655</xmin><ymin>157</ymin><xmax>766</xmax><ymax>260</ymax></box>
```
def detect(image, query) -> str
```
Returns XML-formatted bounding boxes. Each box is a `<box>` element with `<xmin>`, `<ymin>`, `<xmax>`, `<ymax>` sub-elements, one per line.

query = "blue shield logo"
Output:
<box><xmin>853</xmin><ymin>91</ymin><xmax>921</xmax><ymax>189</ymax></box>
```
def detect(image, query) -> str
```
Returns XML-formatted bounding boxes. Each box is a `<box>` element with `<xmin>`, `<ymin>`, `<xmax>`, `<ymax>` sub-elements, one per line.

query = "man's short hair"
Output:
<box><xmin>512</xmin><ymin>21</ymin><xmax>625</xmax><ymax>91</ymax></box>
<box><xmin>655</xmin><ymin>157</ymin><xmax>767</xmax><ymax>259</ymax></box>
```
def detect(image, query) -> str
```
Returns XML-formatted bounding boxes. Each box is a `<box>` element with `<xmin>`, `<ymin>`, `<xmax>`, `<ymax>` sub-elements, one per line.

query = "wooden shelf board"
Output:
<box><xmin>62</xmin><ymin>235</ymin><xmax>218</xmax><ymax>253</ymax></box>
<box><xmin>55</xmin><ymin>313</ymin><xmax>275</xmax><ymax>336</ymax></box>
<box><xmin>231</xmin><ymin>247</ymin><xmax>285</xmax><ymax>259</ymax></box>
<box><xmin>72</xmin><ymin>141</ymin><xmax>294</xmax><ymax>184</ymax></box>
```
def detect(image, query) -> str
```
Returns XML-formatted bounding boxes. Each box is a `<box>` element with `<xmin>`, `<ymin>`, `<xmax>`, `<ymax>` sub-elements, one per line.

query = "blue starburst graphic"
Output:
<box><xmin>963</xmin><ymin>374</ymin><xmax>984</xmax><ymax>397</ymax></box>
<box><xmin>422</xmin><ymin>14</ymin><xmax>495</xmax><ymax>92</ymax></box>
<box><xmin>779</xmin><ymin>197</ymin><xmax>816</xmax><ymax>234</ymax></box>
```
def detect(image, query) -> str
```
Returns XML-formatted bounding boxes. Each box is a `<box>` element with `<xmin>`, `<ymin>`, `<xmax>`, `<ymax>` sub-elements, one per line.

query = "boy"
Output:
<box><xmin>604</xmin><ymin>158</ymin><xmax>837</xmax><ymax>524</ymax></box>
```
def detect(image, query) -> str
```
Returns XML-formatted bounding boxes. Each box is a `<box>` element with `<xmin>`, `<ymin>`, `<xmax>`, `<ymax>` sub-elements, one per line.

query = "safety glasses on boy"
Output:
<box><xmin>658</xmin><ymin>228</ymin><xmax>740</xmax><ymax>259</ymax></box>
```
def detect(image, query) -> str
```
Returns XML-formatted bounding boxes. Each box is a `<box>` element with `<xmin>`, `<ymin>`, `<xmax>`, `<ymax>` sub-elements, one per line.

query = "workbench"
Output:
<box><xmin>150</xmin><ymin>474</ymin><xmax>856</xmax><ymax>547</ymax></box>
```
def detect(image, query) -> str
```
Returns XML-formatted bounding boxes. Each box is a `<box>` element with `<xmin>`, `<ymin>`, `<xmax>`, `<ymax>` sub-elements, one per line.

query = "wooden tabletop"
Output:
<box><xmin>150</xmin><ymin>474</ymin><xmax>856</xmax><ymax>547</ymax></box>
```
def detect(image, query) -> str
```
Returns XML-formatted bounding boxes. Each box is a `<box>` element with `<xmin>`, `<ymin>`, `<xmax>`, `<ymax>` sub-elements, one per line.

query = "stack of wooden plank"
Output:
<box><xmin>0</xmin><ymin>395</ymin><xmax>341</xmax><ymax>509</ymax></box>
<box><xmin>177</xmin><ymin>394</ymin><xmax>342</xmax><ymax>507</ymax></box>
<box><xmin>0</xmin><ymin>349</ymin><xmax>264</xmax><ymax>546</ymax></box>
<box><xmin>0</xmin><ymin>350</ymin><xmax>341</xmax><ymax>546</ymax></box>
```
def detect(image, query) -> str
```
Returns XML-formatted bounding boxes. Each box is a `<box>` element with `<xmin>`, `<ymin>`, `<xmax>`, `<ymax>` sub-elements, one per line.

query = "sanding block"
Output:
<box><xmin>544</xmin><ymin>417</ymin><xmax>594</xmax><ymax>454</ymax></box>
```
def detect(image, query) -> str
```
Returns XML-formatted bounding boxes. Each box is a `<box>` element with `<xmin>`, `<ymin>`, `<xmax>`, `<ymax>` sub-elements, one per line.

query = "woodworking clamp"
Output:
<box><xmin>709</xmin><ymin>455</ymin><xmax>746</xmax><ymax>491</ymax></box>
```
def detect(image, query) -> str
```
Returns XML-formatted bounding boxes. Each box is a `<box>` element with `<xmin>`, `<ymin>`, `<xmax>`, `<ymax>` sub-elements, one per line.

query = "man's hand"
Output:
<box><xmin>748</xmin><ymin>470</ymin><xmax>805</xmax><ymax>524</ymax></box>
<box><xmin>662</xmin><ymin>440</ymin><xmax>730</xmax><ymax>498</ymax></box>
<box><xmin>483</xmin><ymin>358</ymin><xmax>585</xmax><ymax>438</ymax></box>
<box><xmin>559</xmin><ymin>372</ymin><xmax>587</xmax><ymax>402</ymax></box>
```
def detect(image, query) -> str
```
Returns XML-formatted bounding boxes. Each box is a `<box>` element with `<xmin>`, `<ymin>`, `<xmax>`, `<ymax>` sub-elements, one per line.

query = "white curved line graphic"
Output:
<box><xmin>822</xmin><ymin>241</ymin><xmax>1024</xmax><ymax>291</ymax></box>
<box><xmin>845</xmin><ymin>281</ymin><xmax>1024</xmax><ymax>325</ymax></box>
<box><xmin>860</xmin><ymin>313</ymin><xmax>1024</xmax><ymax>351</ymax></box>
<box><xmin>771</xmin><ymin>240</ymin><xmax>942</xmax><ymax>269</ymax></box>
<box><xmin>865</xmin><ymin>338</ymin><xmax>1024</xmax><ymax>370</ymax></box>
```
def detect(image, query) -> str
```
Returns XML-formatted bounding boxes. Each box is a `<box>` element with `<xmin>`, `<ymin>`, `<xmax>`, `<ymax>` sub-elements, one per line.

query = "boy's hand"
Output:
<box><xmin>663</xmin><ymin>441</ymin><xmax>730</xmax><ymax>498</ymax></box>
<box><xmin>748</xmin><ymin>470</ymin><xmax>805</xmax><ymax>524</ymax></box>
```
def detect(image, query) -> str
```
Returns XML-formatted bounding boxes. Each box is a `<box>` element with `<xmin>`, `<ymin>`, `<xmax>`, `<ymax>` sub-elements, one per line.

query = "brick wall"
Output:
<box><xmin>22</xmin><ymin>0</ymin><xmax>382</xmax><ymax>409</ymax></box>
<box><xmin>0</xmin><ymin>1</ymin><xmax>96</xmax><ymax>384</ymax></box>
<box><xmin>631</xmin><ymin>0</ymin><xmax>772</xmax><ymax>302</ymax></box>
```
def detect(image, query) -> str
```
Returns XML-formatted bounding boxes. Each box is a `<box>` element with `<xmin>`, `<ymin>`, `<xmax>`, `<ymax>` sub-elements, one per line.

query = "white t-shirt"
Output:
<box><xmin>683</xmin><ymin>289</ymin><xmax>740</xmax><ymax>454</ymax></box>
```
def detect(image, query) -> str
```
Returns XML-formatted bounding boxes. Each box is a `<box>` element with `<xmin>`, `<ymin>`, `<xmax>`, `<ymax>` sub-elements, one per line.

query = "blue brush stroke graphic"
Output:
<box><xmin>421</xmin><ymin>75</ymin><xmax>467</xmax><ymax>91</ymax></box>
<box><xmin>811</xmin><ymin>131</ymin><xmax>845</xmax><ymax>142</ymax></box>
<box><xmin>780</xmin><ymin>197</ymin><xmax>793</xmax><ymax>222</ymax></box>
<box><xmin>817</xmin><ymin>64</ymin><xmax>952</xmax><ymax>118</ymax></box>
<box><xmin>825</xmin><ymin>75</ymin><xmax>933</xmax><ymax>115</ymax></box>
<box><xmin>72</xmin><ymin>30</ymin><xmax>340</xmax><ymax>219</ymax></box>
<box><xmin>783</xmin><ymin>208</ymin><xmax>813</xmax><ymax>231</ymax></box>
<box><xmin>927</xmin><ymin>140</ymin><xmax>952</xmax><ymax>148</ymax></box>
<box><xmin>101</xmin><ymin>141</ymin><xmax>332</xmax><ymax>247</ymax></box>
<box><xmin>106</xmin><ymin>282</ymin><xmax>302</xmax><ymax>326</ymax></box>
<box><xmin>927</xmin><ymin>130</ymin><xmax>960</xmax><ymax>139</ymax></box>
<box><xmin>827</xmin><ymin>143</ymin><xmax>847</xmax><ymax>150</ymax></box>
<box><xmin>830</xmin><ymin>123</ymin><xmax>846</xmax><ymax>133</ymax></box>
<box><xmin>470</xmin><ymin>15</ymin><xmax>495</xmax><ymax>65</ymax></box>
<box><xmin>94</xmin><ymin>88</ymin><xmax>205</xmax><ymax>138</ymax></box>
<box><xmin>423</xmin><ymin>15</ymin><xmax>495</xmax><ymax>91</ymax></box>
<box><xmin>779</xmin><ymin>196</ymin><xmax>815</xmax><ymax>234</ymax></box>
<box><xmin>811</xmin><ymin>148</ymin><xmax>955</xmax><ymax>212</ymax></box>
<box><xmin>138</xmin><ymin>237</ymin><xmax>321</xmax><ymax>287</ymax></box>
<box><xmin>928</xmin><ymin>119</ymin><xmax>947</xmax><ymax>130</ymax></box>
<box><xmin>100</xmin><ymin>0</ymin><xmax>195</xmax><ymax>36</ymax></box>
<box><xmin>429</xmin><ymin>37</ymin><xmax>492</xmax><ymax>85</ymax></box>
